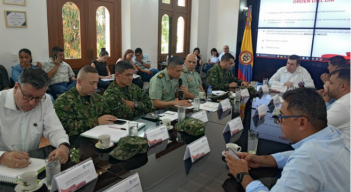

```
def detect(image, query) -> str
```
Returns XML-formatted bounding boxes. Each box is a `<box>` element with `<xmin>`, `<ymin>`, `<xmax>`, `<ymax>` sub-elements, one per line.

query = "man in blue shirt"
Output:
<box><xmin>132</xmin><ymin>48</ymin><xmax>159</xmax><ymax>82</ymax></box>
<box><xmin>225</xmin><ymin>88</ymin><xmax>350</xmax><ymax>192</ymax></box>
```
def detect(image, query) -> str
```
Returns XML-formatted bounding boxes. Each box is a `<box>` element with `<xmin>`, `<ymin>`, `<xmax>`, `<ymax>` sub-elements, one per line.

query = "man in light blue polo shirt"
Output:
<box><xmin>225</xmin><ymin>88</ymin><xmax>350</xmax><ymax>192</ymax></box>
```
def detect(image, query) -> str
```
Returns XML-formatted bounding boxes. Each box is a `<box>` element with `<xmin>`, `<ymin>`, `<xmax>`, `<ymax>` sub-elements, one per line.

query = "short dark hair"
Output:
<box><xmin>329</xmin><ymin>56</ymin><xmax>346</xmax><ymax>67</ymax></box>
<box><xmin>193</xmin><ymin>47</ymin><xmax>200</xmax><ymax>53</ymax></box>
<box><xmin>52</xmin><ymin>46</ymin><xmax>64</xmax><ymax>54</ymax></box>
<box><xmin>115</xmin><ymin>60</ymin><xmax>134</xmax><ymax>74</ymax></box>
<box><xmin>99</xmin><ymin>48</ymin><xmax>109</xmax><ymax>57</ymax></box>
<box><xmin>18</xmin><ymin>68</ymin><xmax>49</xmax><ymax>89</ymax></box>
<box><xmin>168</xmin><ymin>56</ymin><xmax>184</xmax><ymax>68</ymax></box>
<box><xmin>19</xmin><ymin>48</ymin><xmax>32</xmax><ymax>63</ymax></box>
<box><xmin>288</xmin><ymin>55</ymin><xmax>301</xmax><ymax>65</ymax></box>
<box><xmin>221</xmin><ymin>53</ymin><xmax>235</xmax><ymax>62</ymax></box>
<box><xmin>282</xmin><ymin>88</ymin><xmax>327</xmax><ymax>130</ymax></box>
<box><xmin>330</xmin><ymin>68</ymin><xmax>350</xmax><ymax>87</ymax></box>
<box><xmin>78</xmin><ymin>65</ymin><xmax>98</xmax><ymax>78</ymax></box>
<box><xmin>135</xmin><ymin>48</ymin><xmax>143</xmax><ymax>55</ymax></box>
<box><xmin>211</xmin><ymin>48</ymin><xmax>219</xmax><ymax>57</ymax></box>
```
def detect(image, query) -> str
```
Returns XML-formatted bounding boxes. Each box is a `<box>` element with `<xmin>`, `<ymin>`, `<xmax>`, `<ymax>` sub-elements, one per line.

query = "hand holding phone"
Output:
<box><xmin>113</xmin><ymin>120</ymin><xmax>126</xmax><ymax>125</ymax></box>
<box><xmin>225</xmin><ymin>148</ymin><xmax>240</xmax><ymax>159</ymax></box>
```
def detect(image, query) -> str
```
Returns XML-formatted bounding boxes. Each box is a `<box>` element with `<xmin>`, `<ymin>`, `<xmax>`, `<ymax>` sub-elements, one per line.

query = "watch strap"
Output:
<box><xmin>236</xmin><ymin>172</ymin><xmax>249</xmax><ymax>183</ymax></box>
<box><xmin>59</xmin><ymin>142</ymin><xmax>70</xmax><ymax>149</ymax></box>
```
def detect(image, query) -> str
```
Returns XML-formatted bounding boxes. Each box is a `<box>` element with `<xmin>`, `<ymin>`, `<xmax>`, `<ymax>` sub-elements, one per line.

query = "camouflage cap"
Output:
<box><xmin>175</xmin><ymin>118</ymin><xmax>205</xmax><ymax>136</ymax></box>
<box><xmin>109</xmin><ymin>136</ymin><xmax>148</xmax><ymax>161</ymax></box>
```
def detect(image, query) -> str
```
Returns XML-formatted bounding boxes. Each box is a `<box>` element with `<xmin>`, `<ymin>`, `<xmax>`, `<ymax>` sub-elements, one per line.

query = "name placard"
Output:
<box><xmin>222</xmin><ymin>117</ymin><xmax>243</xmax><ymax>136</ymax></box>
<box><xmin>241</xmin><ymin>88</ymin><xmax>250</xmax><ymax>99</ymax></box>
<box><xmin>104</xmin><ymin>173</ymin><xmax>143</xmax><ymax>192</ymax></box>
<box><xmin>219</xmin><ymin>98</ymin><xmax>231</xmax><ymax>112</ymax></box>
<box><xmin>51</xmin><ymin>158</ymin><xmax>97</xmax><ymax>192</ymax></box>
<box><xmin>191</xmin><ymin>111</ymin><xmax>208</xmax><ymax>122</ymax></box>
<box><xmin>259</xmin><ymin>85</ymin><xmax>269</xmax><ymax>93</ymax></box>
<box><xmin>270</xmin><ymin>85</ymin><xmax>287</xmax><ymax>93</ymax></box>
<box><xmin>144</xmin><ymin>125</ymin><xmax>169</xmax><ymax>146</ymax></box>
<box><xmin>183</xmin><ymin>136</ymin><xmax>210</xmax><ymax>163</ymax></box>
<box><xmin>254</xmin><ymin>104</ymin><xmax>268</xmax><ymax>118</ymax></box>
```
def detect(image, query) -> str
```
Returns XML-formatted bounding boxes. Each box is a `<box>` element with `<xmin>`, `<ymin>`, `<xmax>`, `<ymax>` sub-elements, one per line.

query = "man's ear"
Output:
<box><xmin>298</xmin><ymin>117</ymin><xmax>308</xmax><ymax>131</ymax></box>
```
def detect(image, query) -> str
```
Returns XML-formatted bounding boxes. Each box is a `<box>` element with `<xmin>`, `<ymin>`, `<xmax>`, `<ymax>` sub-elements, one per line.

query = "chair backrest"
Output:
<box><xmin>9</xmin><ymin>78</ymin><xmax>15</xmax><ymax>88</ymax></box>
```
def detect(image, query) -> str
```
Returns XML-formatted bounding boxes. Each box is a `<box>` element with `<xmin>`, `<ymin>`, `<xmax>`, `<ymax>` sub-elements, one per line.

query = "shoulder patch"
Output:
<box><xmin>183</xmin><ymin>69</ymin><xmax>187</xmax><ymax>73</ymax></box>
<box><xmin>158</xmin><ymin>73</ymin><xmax>164</xmax><ymax>78</ymax></box>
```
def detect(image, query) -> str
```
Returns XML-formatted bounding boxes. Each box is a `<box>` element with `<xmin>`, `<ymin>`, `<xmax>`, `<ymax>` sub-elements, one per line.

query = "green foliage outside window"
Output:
<box><xmin>62</xmin><ymin>2</ymin><xmax>81</xmax><ymax>59</ymax></box>
<box><xmin>161</xmin><ymin>15</ymin><xmax>169</xmax><ymax>54</ymax></box>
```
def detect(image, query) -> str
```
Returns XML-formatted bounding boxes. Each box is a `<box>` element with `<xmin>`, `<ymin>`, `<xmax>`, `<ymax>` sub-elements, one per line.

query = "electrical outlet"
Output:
<box><xmin>12</xmin><ymin>53</ymin><xmax>17</xmax><ymax>62</ymax></box>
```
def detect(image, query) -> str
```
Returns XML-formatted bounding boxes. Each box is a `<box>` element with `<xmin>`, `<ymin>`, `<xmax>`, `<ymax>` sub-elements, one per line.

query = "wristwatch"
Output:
<box><xmin>236</xmin><ymin>172</ymin><xmax>249</xmax><ymax>183</ymax></box>
<box><xmin>134</xmin><ymin>101</ymin><xmax>139</xmax><ymax>108</ymax></box>
<box><xmin>59</xmin><ymin>142</ymin><xmax>70</xmax><ymax>149</ymax></box>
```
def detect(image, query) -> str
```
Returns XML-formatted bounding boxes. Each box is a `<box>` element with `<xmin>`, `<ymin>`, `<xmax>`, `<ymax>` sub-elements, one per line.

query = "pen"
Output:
<box><xmin>109</xmin><ymin>126</ymin><xmax>126</xmax><ymax>131</ymax></box>
<box><xmin>11</xmin><ymin>144</ymin><xmax>32</xmax><ymax>163</ymax></box>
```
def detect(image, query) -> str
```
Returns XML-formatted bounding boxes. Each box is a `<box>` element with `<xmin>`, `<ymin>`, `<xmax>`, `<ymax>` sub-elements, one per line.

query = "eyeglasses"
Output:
<box><xmin>272</xmin><ymin>115</ymin><xmax>308</xmax><ymax>124</ymax></box>
<box><xmin>18</xmin><ymin>83</ymin><xmax>46</xmax><ymax>102</ymax></box>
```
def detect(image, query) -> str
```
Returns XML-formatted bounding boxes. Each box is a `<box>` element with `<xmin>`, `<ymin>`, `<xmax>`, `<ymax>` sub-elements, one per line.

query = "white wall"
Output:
<box><xmin>0</xmin><ymin>0</ymin><xmax>49</xmax><ymax>74</ymax></box>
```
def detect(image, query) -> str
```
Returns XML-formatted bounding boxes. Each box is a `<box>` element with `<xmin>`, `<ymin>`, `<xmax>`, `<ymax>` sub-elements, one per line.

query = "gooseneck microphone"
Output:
<box><xmin>178</xmin><ymin>78</ymin><xmax>183</xmax><ymax>100</ymax></box>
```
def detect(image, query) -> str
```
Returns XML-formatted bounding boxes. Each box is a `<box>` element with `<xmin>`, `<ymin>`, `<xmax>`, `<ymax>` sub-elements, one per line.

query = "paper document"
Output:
<box><xmin>200</xmin><ymin>102</ymin><xmax>219</xmax><ymax>112</ymax></box>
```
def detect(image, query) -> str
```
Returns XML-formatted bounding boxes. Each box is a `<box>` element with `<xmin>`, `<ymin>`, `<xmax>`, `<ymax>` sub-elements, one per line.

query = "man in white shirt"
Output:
<box><xmin>0</xmin><ymin>68</ymin><xmax>70</xmax><ymax>168</ymax></box>
<box><xmin>218</xmin><ymin>45</ymin><xmax>235</xmax><ymax>75</ymax></box>
<box><xmin>323</xmin><ymin>68</ymin><xmax>350</xmax><ymax>142</ymax></box>
<box><xmin>268</xmin><ymin>55</ymin><xmax>315</xmax><ymax>88</ymax></box>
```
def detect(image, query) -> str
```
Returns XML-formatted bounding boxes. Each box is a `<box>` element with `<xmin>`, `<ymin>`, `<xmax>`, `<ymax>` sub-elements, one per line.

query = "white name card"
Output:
<box><xmin>183</xmin><ymin>136</ymin><xmax>210</xmax><ymax>163</ymax></box>
<box><xmin>270</xmin><ymin>85</ymin><xmax>287</xmax><ymax>93</ymax></box>
<box><xmin>254</xmin><ymin>104</ymin><xmax>268</xmax><ymax>119</ymax></box>
<box><xmin>51</xmin><ymin>159</ymin><xmax>97</xmax><ymax>192</ymax></box>
<box><xmin>222</xmin><ymin>117</ymin><xmax>243</xmax><ymax>136</ymax></box>
<box><xmin>272</xmin><ymin>95</ymin><xmax>281</xmax><ymax>105</ymax></box>
<box><xmin>241</xmin><ymin>88</ymin><xmax>250</xmax><ymax>98</ymax></box>
<box><xmin>191</xmin><ymin>111</ymin><xmax>208</xmax><ymax>122</ymax></box>
<box><xmin>103</xmin><ymin>173</ymin><xmax>143</xmax><ymax>192</ymax></box>
<box><xmin>219</xmin><ymin>98</ymin><xmax>231</xmax><ymax>112</ymax></box>
<box><xmin>144</xmin><ymin>125</ymin><xmax>169</xmax><ymax>146</ymax></box>
<box><xmin>259</xmin><ymin>85</ymin><xmax>269</xmax><ymax>93</ymax></box>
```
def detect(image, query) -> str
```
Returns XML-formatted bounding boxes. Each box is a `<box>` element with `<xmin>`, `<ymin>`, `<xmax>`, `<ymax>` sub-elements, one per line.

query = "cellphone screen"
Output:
<box><xmin>225</xmin><ymin>148</ymin><xmax>240</xmax><ymax>159</ymax></box>
<box><xmin>113</xmin><ymin>120</ymin><xmax>126</xmax><ymax>125</ymax></box>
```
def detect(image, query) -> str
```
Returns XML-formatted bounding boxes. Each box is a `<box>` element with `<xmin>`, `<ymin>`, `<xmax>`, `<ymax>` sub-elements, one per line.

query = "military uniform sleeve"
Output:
<box><xmin>134</xmin><ymin>87</ymin><xmax>152</xmax><ymax>117</ymax></box>
<box><xmin>230</xmin><ymin>74</ymin><xmax>243</xmax><ymax>85</ymax></box>
<box><xmin>103</xmin><ymin>89</ymin><xmax>134</xmax><ymax>120</ymax></box>
<box><xmin>206</xmin><ymin>68</ymin><xmax>228</xmax><ymax>90</ymax></box>
<box><xmin>149</xmin><ymin>76</ymin><xmax>163</xmax><ymax>100</ymax></box>
<box><xmin>54</xmin><ymin>96</ymin><xmax>99</xmax><ymax>137</ymax></box>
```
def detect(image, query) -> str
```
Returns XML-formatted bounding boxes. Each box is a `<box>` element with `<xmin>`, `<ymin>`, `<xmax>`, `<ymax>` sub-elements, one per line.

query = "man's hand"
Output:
<box><xmin>320</xmin><ymin>73</ymin><xmax>330</xmax><ymax>83</ymax></box>
<box><xmin>0</xmin><ymin>151</ymin><xmax>30</xmax><ymax>168</ymax></box>
<box><xmin>284</xmin><ymin>82</ymin><xmax>293</xmax><ymax>88</ymax></box>
<box><xmin>225</xmin><ymin>152</ymin><xmax>249</xmax><ymax>178</ymax></box>
<box><xmin>241</xmin><ymin>82</ymin><xmax>249</xmax><ymax>86</ymax></box>
<box><xmin>175</xmin><ymin>99</ymin><xmax>192</xmax><ymax>107</ymax></box>
<box><xmin>145</xmin><ymin>70</ymin><xmax>153</xmax><ymax>75</ymax></box>
<box><xmin>70</xmin><ymin>76</ymin><xmax>76</xmax><ymax>82</ymax></box>
<box><xmin>98</xmin><ymin>115</ymin><xmax>117</xmax><ymax>125</ymax></box>
<box><xmin>102</xmin><ymin>75</ymin><xmax>112</xmax><ymax>79</ymax></box>
<box><xmin>53</xmin><ymin>57</ymin><xmax>61</xmax><ymax>66</ymax></box>
<box><xmin>229</xmin><ymin>82</ymin><xmax>238</xmax><ymax>88</ymax></box>
<box><xmin>48</xmin><ymin>145</ymin><xmax>69</xmax><ymax>164</ymax></box>
<box><xmin>122</xmin><ymin>99</ymin><xmax>135</xmax><ymax>108</ymax></box>
<box><xmin>179</xmin><ymin>85</ymin><xmax>188</xmax><ymax>93</ymax></box>
<box><xmin>237</xmin><ymin>152</ymin><xmax>261</xmax><ymax>169</ymax></box>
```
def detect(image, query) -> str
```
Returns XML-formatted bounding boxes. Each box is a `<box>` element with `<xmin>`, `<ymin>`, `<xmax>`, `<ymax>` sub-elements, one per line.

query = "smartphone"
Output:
<box><xmin>113</xmin><ymin>120</ymin><xmax>126</xmax><ymax>125</ymax></box>
<box><xmin>52</xmin><ymin>54</ymin><xmax>57</xmax><ymax>60</ymax></box>
<box><xmin>225</xmin><ymin>148</ymin><xmax>240</xmax><ymax>159</ymax></box>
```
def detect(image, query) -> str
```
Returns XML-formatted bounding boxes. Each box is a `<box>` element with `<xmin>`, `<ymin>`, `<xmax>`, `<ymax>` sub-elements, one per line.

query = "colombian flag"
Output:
<box><xmin>238</xmin><ymin>5</ymin><xmax>253</xmax><ymax>82</ymax></box>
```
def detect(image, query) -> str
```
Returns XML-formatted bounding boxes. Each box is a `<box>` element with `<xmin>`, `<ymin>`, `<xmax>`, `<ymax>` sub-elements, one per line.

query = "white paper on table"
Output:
<box><xmin>191</xmin><ymin>111</ymin><xmax>208</xmax><ymax>122</ymax></box>
<box><xmin>259</xmin><ymin>85</ymin><xmax>269</xmax><ymax>93</ymax></box>
<box><xmin>159</xmin><ymin>111</ymin><xmax>178</xmax><ymax>121</ymax></box>
<box><xmin>212</xmin><ymin>90</ymin><xmax>227</xmax><ymax>96</ymax></box>
<box><xmin>174</xmin><ymin>105</ymin><xmax>194</xmax><ymax>109</ymax></box>
<box><xmin>200</xmin><ymin>102</ymin><xmax>220</xmax><ymax>112</ymax></box>
<box><xmin>270</xmin><ymin>85</ymin><xmax>287</xmax><ymax>93</ymax></box>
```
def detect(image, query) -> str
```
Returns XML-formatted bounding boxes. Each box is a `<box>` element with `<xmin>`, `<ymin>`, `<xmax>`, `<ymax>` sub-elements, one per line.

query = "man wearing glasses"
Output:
<box><xmin>0</xmin><ymin>68</ymin><xmax>70</xmax><ymax>168</ymax></box>
<box><xmin>206</xmin><ymin>53</ymin><xmax>248</xmax><ymax>91</ymax></box>
<box><xmin>225</xmin><ymin>88</ymin><xmax>350</xmax><ymax>192</ymax></box>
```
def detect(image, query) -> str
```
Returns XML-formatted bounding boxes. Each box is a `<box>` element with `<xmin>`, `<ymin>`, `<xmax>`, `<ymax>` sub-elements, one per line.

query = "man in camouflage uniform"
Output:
<box><xmin>54</xmin><ymin>66</ymin><xmax>116</xmax><ymax>138</ymax></box>
<box><xmin>149</xmin><ymin>56</ymin><xmax>192</xmax><ymax>109</ymax></box>
<box><xmin>180</xmin><ymin>54</ymin><xmax>205</xmax><ymax>99</ymax></box>
<box><xmin>206</xmin><ymin>53</ymin><xmax>249</xmax><ymax>91</ymax></box>
<box><xmin>103</xmin><ymin>61</ymin><xmax>152</xmax><ymax>120</ymax></box>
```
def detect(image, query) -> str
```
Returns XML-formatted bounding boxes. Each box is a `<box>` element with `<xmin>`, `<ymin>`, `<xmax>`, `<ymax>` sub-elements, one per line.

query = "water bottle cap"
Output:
<box><xmin>208</xmin><ymin>86</ymin><xmax>211</xmax><ymax>88</ymax></box>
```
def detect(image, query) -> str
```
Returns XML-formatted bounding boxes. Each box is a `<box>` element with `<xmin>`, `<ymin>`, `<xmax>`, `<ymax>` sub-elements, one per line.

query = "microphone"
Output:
<box><xmin>178</xmin><ymin>78</ymin><xmax>183</xmax><ymax>100</ymax></box>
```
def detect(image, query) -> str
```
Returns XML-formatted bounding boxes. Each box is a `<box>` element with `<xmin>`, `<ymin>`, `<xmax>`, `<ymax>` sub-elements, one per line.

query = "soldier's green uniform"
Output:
<box><xmin>180</xmin><ymin>66</ymin><xmax>202</xmax><ymax>97</ymax></box>
<box><xmin>54</xmin><ymin>87</ymin><xmax>110</xmax><ymax>137</ymax></box>
<box><xmin>103</xmin><ymin>81</ymin><xmax>152</xmax><ymax>120</ymax></box>
<box><xmin>206</xmin><ymin>64</ymin><xmax>243</xmax><ymax>91</ymax></box>
<box><xmin>149</xmin><ymin>68</ymin><xmax>179</xmax><ymax>102</ymax></box>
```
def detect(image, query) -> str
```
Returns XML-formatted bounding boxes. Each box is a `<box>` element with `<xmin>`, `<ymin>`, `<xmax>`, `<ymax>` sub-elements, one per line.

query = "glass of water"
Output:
<box><xmin>193</xmin><ymin>97</ymin><xmax>200</xmax><ymax>111</ymax></box>
<box><xmin>248</xmin><ymin>130</ymin><xmax>259</xmax><ymax>154</ymax></box>
<box><xmin>128</xmin><ymin>122</ymin><xmax>139</xmax><ymax>136</ymax></box>
<box><xmin>250</xmin><ymin>81</ymin><xmax>258</xmax><ymax>91</ymax></box>
<box><xmin>45</xmin><ymin>156</ymin><xmax>61</xmax><ymax>190</ymax></box>
<box><xmin>178</xmin><ymin>107</ymin><xmax>186</xmax><ymax>123</ymax></box>
<box><xmin>263</xmin><ymin>78</ymin><xmax>268</xmax><ymax>85</ymax></box>
<box><xmin>235</xmin><ymin>88</ymin><xmax>241</xmax><ymax>102</ymax></box>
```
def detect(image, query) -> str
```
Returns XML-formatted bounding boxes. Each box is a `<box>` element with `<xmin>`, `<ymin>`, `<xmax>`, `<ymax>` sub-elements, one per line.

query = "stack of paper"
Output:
<box><xmin>158</xmin><ymin>111</ymin><xmax>178</xmax><ymax>121</ymax></box>
<box><xmin>200</xmin><ymin>102</ymin><xmax>219</xmax><ymax>112</ymax></box>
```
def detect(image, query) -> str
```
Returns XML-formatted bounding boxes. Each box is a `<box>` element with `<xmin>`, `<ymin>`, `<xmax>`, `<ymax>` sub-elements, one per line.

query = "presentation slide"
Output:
<box><xmin>312</xmin><ymin>29</ymin><xmax>350</xmax><ymax>61</ymax></box>
<box><xmin>256</xmin><ymin>29</ymin><xmax>313</xmax><ymax>59</ymax></box>
<box><xmin>316</xmin><ymin>0</ymin><xmax>351</xmax><ymax>28</ymax></box>
<box><xmin>258</xmin><ymin>0</ymin><xmax>316</xmax><ymax>28</ymax></box>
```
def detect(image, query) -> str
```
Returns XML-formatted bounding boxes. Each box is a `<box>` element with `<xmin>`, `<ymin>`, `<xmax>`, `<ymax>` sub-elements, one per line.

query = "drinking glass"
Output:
<box><xmin>193</xmin><ymin>97</ymin><xmax>200</xmax><ymax>111</ymax></box>
<box><xmin>235</xmin><ymin>88</ymin><xmax>241</xmax><ymax>102</ymax></box>
<box><xmin>263</xmin><ymin>78</ymin><xmax>268</xmax><ymax>85</ymax></box>
<box><xmin>45</xmin><ymin>156</ymin><xmax>61</xmax><ymax>190</ymax></box>
<box><xmin>250</xmin><ymin>81</ymin><xmax>258</xmax><ymax>91</ymax></box>
<box><xmin>178</xmin><ymin>107</ymin><xmax>186</xmax><ymax>123</ymax></box>
<box><xmin>248</xmin><ymin>130</ymin><xmax>259</xmax><ymax>154</ymax></box>
<box><xmin>128</xmin><ymin>122</ymin><xmax>139</xmax><ymax>136</ymax></box>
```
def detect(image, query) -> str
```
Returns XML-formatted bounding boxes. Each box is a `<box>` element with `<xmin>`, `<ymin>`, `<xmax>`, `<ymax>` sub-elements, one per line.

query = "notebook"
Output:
<box><xmin>80</xmin><ymin>121</ymin><xmax>146</xmax><ymax>143</ymax></box>
<box><xmin>0</xmin><ymin>158</ymin><xmax>46</xmax><ymax>184</ymax></box>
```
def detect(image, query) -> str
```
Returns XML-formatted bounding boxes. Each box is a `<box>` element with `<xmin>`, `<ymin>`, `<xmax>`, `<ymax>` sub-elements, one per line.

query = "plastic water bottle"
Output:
<box><xmin>207</xmin><ymin>86</ymin><xmax>212</xmax><ymax>101</ymax></box>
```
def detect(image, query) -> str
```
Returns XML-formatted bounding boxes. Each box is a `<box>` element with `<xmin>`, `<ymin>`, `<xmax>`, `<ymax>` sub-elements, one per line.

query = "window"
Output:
<box><xmin>62</xmin><ymin>2</ymin><xmax>81</xmax><ymax>59</ymax></box>
<box><xmin>161</xmin><ymin>14</ymin><xmax>169</xmax><ymax>54</ymax></box>
<box><xmin>96</xmin><ymin>6</ymin><xmax>110</xmax><ymax>56</ymax></box>
<box><xmin>178</xmin><ymin>0</ymin><xmax>186</xmax><ymax>7</ymax></box>
<box><xmin>176</xmin><ymin>16</ymin><xmax>184</xmax><ymax>53</ymax></box>
<box><xmin>162</xmin><ymin>0</ymin><xmax>170</xmax><ymax>4</ymax></box>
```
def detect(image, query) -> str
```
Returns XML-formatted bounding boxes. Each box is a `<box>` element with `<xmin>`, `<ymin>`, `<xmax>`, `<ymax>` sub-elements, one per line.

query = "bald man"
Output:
<box><xmin>218</xmin><ymin>45</ymin><xmax>235</xmax><ymax>61</ymax></box>
<box><xmin>54</xmin><ymin>65</ymin><xmax>116</xmax><ymax>141</ymax></box>
<box><xmin>180</xmin><ymin>54</ymin><xmax>205</xmax><ymax>99</ymax></box>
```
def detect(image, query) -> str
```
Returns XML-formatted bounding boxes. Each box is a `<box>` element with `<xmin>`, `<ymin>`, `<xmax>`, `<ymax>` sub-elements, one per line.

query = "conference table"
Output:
<box><xmin>0</xmin><ymin>90</ymin><xmax>293</xmax><ymax>192</ymax></box>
